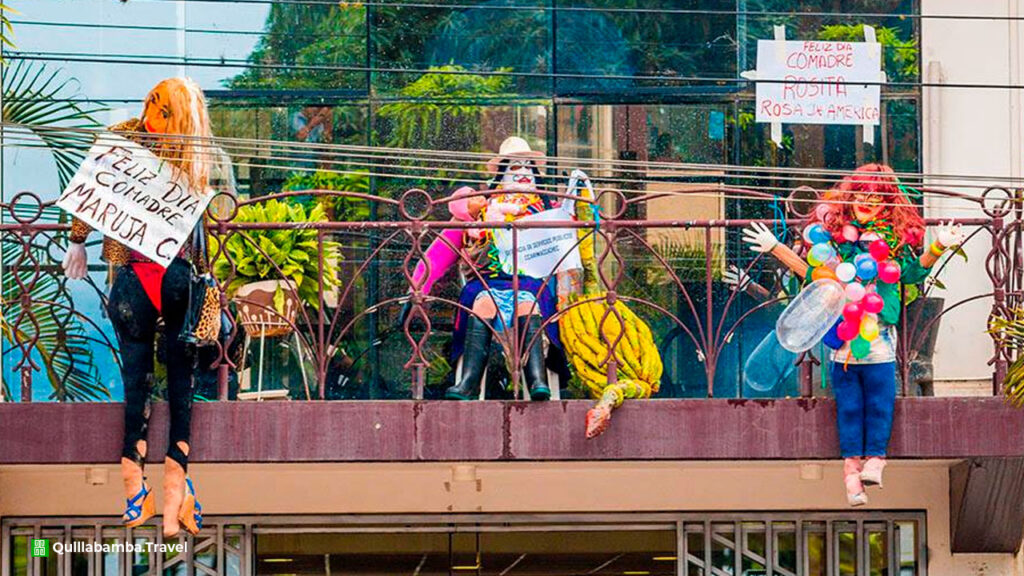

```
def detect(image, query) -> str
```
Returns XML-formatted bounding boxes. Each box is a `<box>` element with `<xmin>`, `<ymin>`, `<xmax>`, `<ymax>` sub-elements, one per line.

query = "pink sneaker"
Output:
<box><xmin>844</xmin><ymin>458</ymin><xmax>868</xmax><ymax>507</ymax></box>
<box><xmin>860</xmin><ymin>457</ymin><xmax>886</xmax><ymax>488</ymax></box>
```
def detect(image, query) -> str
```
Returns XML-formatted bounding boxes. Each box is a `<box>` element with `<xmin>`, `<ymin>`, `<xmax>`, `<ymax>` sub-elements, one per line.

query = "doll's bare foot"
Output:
<box><xmin>585</xmin><ymin>405</ymin><xmax>612</xmax><ymax>439</ymax></box>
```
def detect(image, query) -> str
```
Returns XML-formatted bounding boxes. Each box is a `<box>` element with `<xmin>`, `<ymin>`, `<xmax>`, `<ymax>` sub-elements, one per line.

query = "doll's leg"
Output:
<box><xmin>515</xmin><ymin>299</ymin><xmax>548</xmax><ymax>400</ymax></box>
<box><xmin>159</xmin><ymin>259</ymin><xmax>200</xmax><ymax>536</ymax></box>
<box><xmin>832</xmin><ymin>362</ymin><xmax>868</xmax><ymax>505</ymax></box>
<box><xmin>107</xmin><ymin>266</ymin><xmax>159</xmax><ymax>524</ymax></box>
<box><xmin>861</xmin><ymin>362</ymin><xmax>897</xmax><ymax>487</ymax></box>
<box><xmin>445</xmin><ymin>293</ymin><xmax>497</xmax><ymax>400</ymax></box>
<box><xmin>831</xmin><ymin>362</ymin><xmax>866</xmax><ymax>458</ymax></box>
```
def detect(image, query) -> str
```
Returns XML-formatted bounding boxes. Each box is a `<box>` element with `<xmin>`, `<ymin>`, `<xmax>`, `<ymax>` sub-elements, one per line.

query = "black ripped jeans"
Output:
<box><xmin>107</xmin><ymin>258</ymin><xmax>195</xmax><ymax>471</ymax></box>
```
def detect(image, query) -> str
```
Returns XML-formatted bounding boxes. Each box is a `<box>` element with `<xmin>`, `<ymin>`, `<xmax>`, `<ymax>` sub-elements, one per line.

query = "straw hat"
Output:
<box><xmin>486</xmin><ymin>136</ymin><xmax>546</xmax><ymax>174</ymax></box>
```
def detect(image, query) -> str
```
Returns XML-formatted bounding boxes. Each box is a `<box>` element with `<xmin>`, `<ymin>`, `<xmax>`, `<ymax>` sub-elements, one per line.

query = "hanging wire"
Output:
<box><xmin>2</xmin><ymin>125</ymin><xmax>1017</xmax><ymax>216</ymax></box>
<box><xmin>10</xmin><ymin>51</ymin><xmax>1024</xmax><ymax>91</ymax></box>
<box><xmin>4</xmin><ymin>122</ymin><xmax>1023</xmax><ymax>189</ymax></box>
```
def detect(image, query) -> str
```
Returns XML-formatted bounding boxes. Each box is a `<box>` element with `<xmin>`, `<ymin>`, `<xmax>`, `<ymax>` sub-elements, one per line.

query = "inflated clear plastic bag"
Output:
<box><xmin>744</xmin><ymin>329</ymin><xmax>799</xmax><ymax>393</ymax></box>
<box><xmin>776</xmin><ymin>279</ymin><xmax>846</xmax><ymax>352</ymax></box>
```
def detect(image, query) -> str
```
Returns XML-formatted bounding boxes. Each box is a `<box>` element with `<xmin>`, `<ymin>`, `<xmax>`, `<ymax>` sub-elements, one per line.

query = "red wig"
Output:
<box><xmin>813</xmin><ymin>163</ymin><xmax>925</xmax><ymax>249</ymax></box>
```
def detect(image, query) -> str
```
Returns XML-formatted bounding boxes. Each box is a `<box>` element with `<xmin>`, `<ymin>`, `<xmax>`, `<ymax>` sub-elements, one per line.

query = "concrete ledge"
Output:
<box><xmin>1</xmin><ymin>398</ymin><xmax>1022</xmax><ymax>464</ymax></box>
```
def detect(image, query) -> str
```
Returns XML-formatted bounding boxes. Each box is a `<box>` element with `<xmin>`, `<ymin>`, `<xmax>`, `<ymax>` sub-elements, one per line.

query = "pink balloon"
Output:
<box><xmin>845</xmin><ymin>282</ymin><xmax>866</xmax><ymax>301</ymax></box>
<box><xmin>815</xmin><ymin>204</ymin><xmax>832</xmax><ymax>221</ymax></box>
<box><xmin>841</xmin><ymin>224</ymin><xmax>860</xmax><ymax>243</ymax></box>
<box><xmin>836</xmin><ymin>320</ymin><xmax>859</xmax><ymax>341</ymax></box>
<box><xmin>878</xmin><ymin>261</ymin><xmax>901</xmax><ymax>284</ymax></box>
<box><xmin>869</xmin><ymin>239</ymin><xmax>890</xmax><ymax>262</ymax></box>
<box><xmin>863</xmin><ymin>292</ymin><xmax>884</xmax><ymax>314</ymax></box>
<box><xmin>842</xmin><ymin>301</ymin><xmax>864</xmax><ymax>323</ymax></box>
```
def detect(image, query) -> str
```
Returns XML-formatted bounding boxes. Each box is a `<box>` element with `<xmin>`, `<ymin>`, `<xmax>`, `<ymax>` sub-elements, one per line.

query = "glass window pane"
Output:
<box><xmin>373</xmin><ymin>2</ymin><xmax>550</xmax><ymax>96</ymax></box>
<box><xmin>712</xmin><ymin>523</ymin><xmax>736</xmax><ymax>574</ymax></box>
<box><xmin>10</xmin><ymin>535</ymin><xmax>29</xmax><ymax>576</ymax></box>
<box><xmin>804</xmin><ymin>522</ymin><xmax>827</xmax><ymax>576</ymax></box>
<box><xmin>773</xmin><ymin>522</ymin><xmax>797</xmax><ymax>575</ymax></box>
<box><xmin>835</xmin><ymin>521</ymin><xmax>858</xmax><ymax>576</ymax></box>
<box><xmin>686</xmin><ymin>524</ymin><xmax>706</xmax><ymax>576</ymax></box>
<box><xmin>867</xmin><ymin>526</ymin><xmax>889</xmax><ymax>576</ymax></box>
<box><xmin>897</xmin><ymin>521</ymin><xmax>919</xmax><ymax>576</ymax></box>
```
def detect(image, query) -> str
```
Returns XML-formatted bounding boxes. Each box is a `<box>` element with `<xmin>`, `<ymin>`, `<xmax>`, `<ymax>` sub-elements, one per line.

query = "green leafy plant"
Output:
<box><xmin>213</xmin><ymin>199</ymin><xmax>342</xmax><ymax>310</ymax></box>
<box><xmin>818</xmin><ymin>24</ymin><xmax>919</xmax><ymax>83</ymax></box>
<box><xmin>1</xmin><ymin>62</ymin><xmax>108</xmax><ymax>401</ymax></box>
<box><xmin>282</xmin><ymin>170</ymin><xmax>371</xmax><ymax>221</ymax></box>
<box><xmin>988</xmin><ymin>308</ymin><xmax>1024</xmax><ymax>407</ymax></box>
<box><xmin>377</xmin><ymin>65</ymin><xmax>513</xmax><ymax>151</ymax></box>
<box><xmin>0</xmin><ymin>2</ymin><xmax>16</xmax><ymax>59</ymax></box>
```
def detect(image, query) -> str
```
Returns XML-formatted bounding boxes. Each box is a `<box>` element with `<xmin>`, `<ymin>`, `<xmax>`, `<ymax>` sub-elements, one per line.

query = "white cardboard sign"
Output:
<box><xmin>493</xmin><ymin>208</ymin><xmax>583</xmax><ymax>279</ymax></box>
<box><xmin>755</xmin><ymin>40</ymin><xmax>882</xmax><ymax>126</ymax></box>
<box><xmin>57</xmin><ymin>134</ymin><xmax>212</xmax><ymax>268</ymax></box>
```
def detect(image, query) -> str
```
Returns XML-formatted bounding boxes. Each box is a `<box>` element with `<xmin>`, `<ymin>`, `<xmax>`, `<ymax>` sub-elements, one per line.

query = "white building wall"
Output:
<box><xmin>922</xmin><ymin>0</ymin><xmax>1024</xmax><ymax>383</ymax></box>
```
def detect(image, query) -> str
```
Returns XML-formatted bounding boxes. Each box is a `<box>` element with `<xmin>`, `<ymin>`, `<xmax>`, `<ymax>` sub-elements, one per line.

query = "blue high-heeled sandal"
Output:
<box><xmin>124</xmin><ymin>480</ymin><xmax>155</xmax><ymax>527</ymax></box>
<box><xmin>178</xmin><ymin>476</ymin><xmax>203</xmax><ymax>534</ymax></box>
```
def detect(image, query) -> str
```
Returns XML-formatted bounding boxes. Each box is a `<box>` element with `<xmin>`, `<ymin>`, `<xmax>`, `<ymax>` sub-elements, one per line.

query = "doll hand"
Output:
<box><xmin>742</xmin><ymin>222</ymin><xmax>779</xmax><ymax>253</ymax></box>
<box><xmin>61</xmin><ymin>242</ymin><xmax>88</xmax><ymax>280</ymax></box>
<box><xmin>484</xmin><ymin>202</ymin><xmax>522</xmax><ymax>222</ymax></box>
<box><xmin>722</xmin><ymin>265</ymin><xmax>752</xmax><ymax>292</ymax></box>
<box><xmin>935</xmin><ymin>221</ymin><xmax>965</xmax><ymax>249</ymax></box>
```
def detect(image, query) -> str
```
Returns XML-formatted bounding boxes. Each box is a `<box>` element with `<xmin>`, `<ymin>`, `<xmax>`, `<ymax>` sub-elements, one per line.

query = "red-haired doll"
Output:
<box><xmin>743</xmin><ymin>164</ymin><xmax>964</xmax><ymax>506</ymax></box>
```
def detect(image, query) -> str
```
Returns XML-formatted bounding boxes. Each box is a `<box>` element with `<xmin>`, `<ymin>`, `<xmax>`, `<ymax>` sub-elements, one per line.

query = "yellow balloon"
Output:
<box><xmin>859</xmin><ymin>316</ymin><xmax>880</xmax><ymax>341</ymax></box>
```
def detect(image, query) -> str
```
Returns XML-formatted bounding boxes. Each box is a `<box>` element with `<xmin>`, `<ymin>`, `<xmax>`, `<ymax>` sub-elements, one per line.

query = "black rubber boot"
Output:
<box><xmin>520</xmin><ymin>316</ymin><xmax>550</xmax><ymax>401</ymax></box>
<box><xmin>445</xmin><ymin>316</ymin><xmax>492</xmax><ymax>400</ymax></box>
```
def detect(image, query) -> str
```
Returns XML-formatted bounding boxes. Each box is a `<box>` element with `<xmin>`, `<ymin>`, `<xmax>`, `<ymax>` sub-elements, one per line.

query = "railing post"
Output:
<box><xmin>990</xmin><ymin>213</ymin><xmax>1009</xmax><ymax>394</ymax></box>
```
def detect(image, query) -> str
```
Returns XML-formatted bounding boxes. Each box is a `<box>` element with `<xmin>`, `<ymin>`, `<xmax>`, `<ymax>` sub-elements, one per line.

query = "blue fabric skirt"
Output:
<box><xmin>451</xmin><ymin>275</ymin><xmax>561</xmax><ymax>361</ymax></box>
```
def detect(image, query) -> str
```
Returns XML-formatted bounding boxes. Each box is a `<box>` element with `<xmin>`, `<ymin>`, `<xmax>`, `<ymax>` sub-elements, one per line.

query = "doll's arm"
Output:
<box><xmin>918</xmin><ymin>221</ymin><xmax>966</xmax><ymax>270</ymax></box>
<box><xmin>741</xmin><ymin>222</ymin><xmax>809</xmax><ymax>279</ymax></box>
<box><xmin>410</xmin><ymin>228</ymin><xmax>464</xmax><ymax>295</ymax></box>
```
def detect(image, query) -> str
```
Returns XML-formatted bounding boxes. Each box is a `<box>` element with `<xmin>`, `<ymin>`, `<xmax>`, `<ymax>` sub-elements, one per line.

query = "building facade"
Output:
<box><xmin>2</xmin><ymin>1</ymin><xmax>1024</xmax><ymax>575</ymax></box>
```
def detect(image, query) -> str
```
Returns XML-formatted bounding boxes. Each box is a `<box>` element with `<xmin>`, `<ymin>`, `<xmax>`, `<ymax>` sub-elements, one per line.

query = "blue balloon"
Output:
<box><xmin>805</xmin><ymin>224</ymin><xmax>832</xmax><ymax>245</ymax></box>
<box><xmin>855</xmin><ymin>256</ymin><xmax>878</xmax><ymax>281</ymax></box>
<box><xmin>822</xmin><ymin>319</ymin><xmax>843</xmax><ymax>350</ymax></box>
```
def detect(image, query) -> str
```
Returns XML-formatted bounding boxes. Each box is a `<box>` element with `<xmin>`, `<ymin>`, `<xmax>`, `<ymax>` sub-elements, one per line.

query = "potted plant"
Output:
<box><xmin>213</xmin><ymin>199</ymin><xmax>341</xmax><ymax>337</ymax></box>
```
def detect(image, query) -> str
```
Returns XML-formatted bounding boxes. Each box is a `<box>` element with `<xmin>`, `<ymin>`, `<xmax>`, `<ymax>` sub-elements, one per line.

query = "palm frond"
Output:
<box><xmin>2</xmin><ymin>60</ymin><xmax>108</xmax><ymax>190</ymax></box>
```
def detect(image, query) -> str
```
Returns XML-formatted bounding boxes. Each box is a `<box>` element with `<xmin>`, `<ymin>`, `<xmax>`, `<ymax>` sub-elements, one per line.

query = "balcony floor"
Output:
<box><xmin>2</xmin><ymin>398</ymin><xmax>1022</xmax><ymax>464</ymax></box>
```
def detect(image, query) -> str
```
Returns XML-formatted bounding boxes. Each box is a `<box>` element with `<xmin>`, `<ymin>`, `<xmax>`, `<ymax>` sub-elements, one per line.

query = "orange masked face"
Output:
<box><xmin>142</xmin><ymin>84</ymin><xmax>173</xmax><ymax>134</ymax></box>
<box><xmin>852</xmin><ymin>192</ymin><xmax>885</xmax><ymax>223</ymax></box>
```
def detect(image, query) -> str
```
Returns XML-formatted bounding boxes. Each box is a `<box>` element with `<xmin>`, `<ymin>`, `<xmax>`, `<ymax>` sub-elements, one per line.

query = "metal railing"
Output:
<box><xmin>1</xmin><ymin>184</ymin><xmax>1020</xmax><ymax>403</ymax></box>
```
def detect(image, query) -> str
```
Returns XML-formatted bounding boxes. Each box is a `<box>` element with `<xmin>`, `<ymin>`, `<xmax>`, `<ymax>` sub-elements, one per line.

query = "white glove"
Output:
<box><xmin>742</xmin><ymin>222</ymin><xmax>779</xmax><ymax>253</ymax></box>
<box><xmin>935</xmin><ymin>220</ymin><xmax>966</xmax><ymax>249</ymax></box>
<box><xmin>722</xmin><ymin>265</ymin><xmax>752</xmax><ymax>292</ymax></box>
<box><xmin>61</xmin><ymin>242</ymin><xmax>88</xmax><ymax>280</ymax></box>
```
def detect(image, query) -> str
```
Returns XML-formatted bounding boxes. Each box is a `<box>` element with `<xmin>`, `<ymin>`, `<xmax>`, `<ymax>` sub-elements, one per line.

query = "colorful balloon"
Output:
<box><xmin>836</xmin><ymin>320</ymin><xmax>859</xmax><ymax>341</ymax></box>
<box><xmin>850</xmin><ymin>337</ymin><xmax>872</xmax><ymax>359</ymax></box>
<box><xmin>804</xmin><ymin>224</ymin><xmax>832</xmax><ymax>245</ymax></box>
<box><xmin>812</xmin><ymin>266</ymin><xmax>838</xmax><ymax>282</ymax></box>
<box><xmin>845</xmin><ymin>282</ymin><xmax>866</xmax><ymax>301</ymax></box>
<box><xmin>842</xmin><ymin>301</ymin><xmax>864</xmax><ymax>323</ymax></box>
<box><xmin>835</xmin><ymin>262</ymin><xmax>857</xmax><ymax>283</ymax></box>
<box><xmin>814</xmin><ymin>204</ymin><xmax>832</xmax><ymax>222</ymax></box>
<box><xmin>808</xmin><ymin>243</ymin><xmax>835</xmax><ymax>268</ymax></box>
<box><xmin>868</xmin><ymin>239</ymin><xmax>890</xmax><ymax>262</ymax></box>
<box><xmin>859</xmin><ymin>315</ymin><xmax>880</xmax><ymax>341</ymax></box>
<box><xmin>841</xmin><ymin>224</ymin><xmax>860</xmax><ymax>243</ymax></box>
<box><xmin>855</xmin><ymin>256</ymin><xmax>878</xmax><ymax>281</ymax></box>
<box><xmin>862</xmin><ymin>292</ymin><xmax>884</xmax><ymax>314</ymax></box>
<box><xmin>878</xmin><ymin>260</ymin><xmax>901</xmax><ymax>284</ymax></box>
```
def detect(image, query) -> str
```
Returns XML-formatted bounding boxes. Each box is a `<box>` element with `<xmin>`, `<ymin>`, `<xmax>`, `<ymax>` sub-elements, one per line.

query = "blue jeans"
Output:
<box><xmin>831</xmin><ymin>362</ymin><xmax>896</xmax><ymax>458</ymax></box>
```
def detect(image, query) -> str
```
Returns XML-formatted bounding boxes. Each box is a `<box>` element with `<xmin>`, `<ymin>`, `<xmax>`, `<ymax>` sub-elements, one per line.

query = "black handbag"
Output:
<box><xmin>180</xmin><ymin>222</ymin><xmax>233</xmax><ymax>346</ymax></box>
